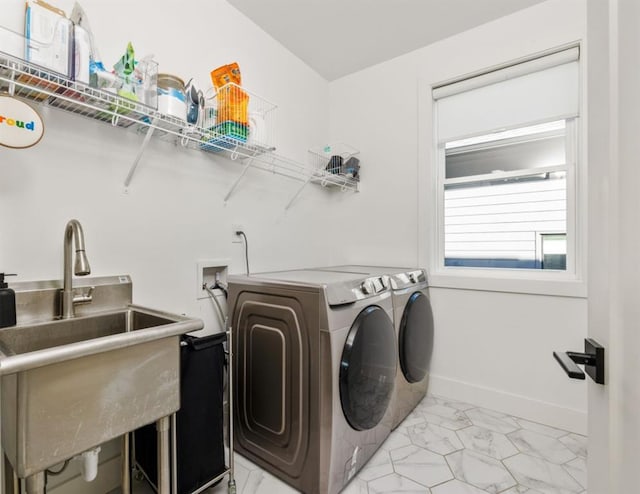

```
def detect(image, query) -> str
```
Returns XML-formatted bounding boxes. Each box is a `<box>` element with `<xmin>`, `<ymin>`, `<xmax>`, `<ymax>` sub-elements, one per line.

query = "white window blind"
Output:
<box><xmin>430</xmin><ymin>46</ymin><xmax>581</xmax><ymax>281</ymax></box>
<box><xmin>434</xmin><ymin>47</ymin><xmax>579</xmax><ymax>143</ymax></box>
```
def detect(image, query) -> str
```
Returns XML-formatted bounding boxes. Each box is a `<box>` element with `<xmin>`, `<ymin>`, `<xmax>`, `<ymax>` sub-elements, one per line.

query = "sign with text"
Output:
<box><xmin>0</xmin><ymin>95</ymin><xmax>44</xmax><ymax>149</ymax></box>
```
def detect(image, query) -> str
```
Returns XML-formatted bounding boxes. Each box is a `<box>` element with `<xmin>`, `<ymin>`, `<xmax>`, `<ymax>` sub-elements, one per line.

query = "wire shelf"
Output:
<box><xmin>309</xmin><ymin>142</ymin><xmax>361</xmax><ymax>187</ymax></box>
<box><xmin>0</xmin><ymin>45</ymin><xmax>358</xmax><ymax>200</ymax></box>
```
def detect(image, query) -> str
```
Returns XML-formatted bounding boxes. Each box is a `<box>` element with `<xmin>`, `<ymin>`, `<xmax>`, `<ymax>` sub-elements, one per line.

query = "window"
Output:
<box><xmin>443</xmin><ymin>119</ymin><xmax>573</xmax><ymax>270</ymax></box>
<box><xmin>431</xmin><ymin>47</ymin><xmax>580</xmax><ymax>283</ymax></box>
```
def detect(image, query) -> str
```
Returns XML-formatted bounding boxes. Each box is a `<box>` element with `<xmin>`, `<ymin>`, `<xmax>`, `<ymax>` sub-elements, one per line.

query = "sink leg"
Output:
<box><xmin>171</xmin><ymin>414</ymin><xmax>177</xmax><ymax>494</ymax></box>
<box><xmin>0</xmin><ymin>378</ymin><xmax>3</xmax><ymax>494</ymax></box>
<box><xmin>121</xmin><ymin>433</ymin><xmax>131</xmax><ymax>494</ymax></box>
<box><xmin>12</xmin><ymin>469</ymin><xmax>18</xmax><ymax>494</ymax></box>
<box><xmin>156</xmin><ymin>416</ymin><xmax>170</xmax><ymax>494</ymax></box>
<box><xmin>24</xmin><ymin>472</ymin><xmax>45</xmax><ymax>494</ymax></box>
<box><xmin>3</xmin><ymin>457</ymin><xmax>18</xmax><ymax>494</ymax></box>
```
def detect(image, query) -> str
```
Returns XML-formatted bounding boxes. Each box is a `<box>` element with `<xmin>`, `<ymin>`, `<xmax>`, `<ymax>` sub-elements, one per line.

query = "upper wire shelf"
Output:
<box><xmin>0</xmin><ymin>44</ymin><xmax>358</xmax><ymax>200</ymax></box>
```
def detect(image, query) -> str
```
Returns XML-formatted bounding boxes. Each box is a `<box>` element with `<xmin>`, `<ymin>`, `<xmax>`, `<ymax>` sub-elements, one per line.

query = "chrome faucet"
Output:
<box><xmin>61</xmin><ymin>219</ymin><xmax>91</xmax><ymax>319</ymax></box>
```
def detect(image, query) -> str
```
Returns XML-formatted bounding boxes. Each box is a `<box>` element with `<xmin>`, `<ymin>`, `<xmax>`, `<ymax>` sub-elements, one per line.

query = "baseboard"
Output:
<box><xmin>428</xmin><ymin>374</ymin><xmax>587</xmax><ymax>435</ymax></box>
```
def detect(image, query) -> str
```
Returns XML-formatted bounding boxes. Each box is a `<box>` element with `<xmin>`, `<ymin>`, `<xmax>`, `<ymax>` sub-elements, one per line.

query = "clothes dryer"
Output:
<box><xmin>228</xmin><ymin>270</ymin><xmax>397</xmax><ymax>494</ymax></box>
<box><xmin>317</xmin><ymin>266</ymin><xmax>434</xmax><ymax>430</ymax></box>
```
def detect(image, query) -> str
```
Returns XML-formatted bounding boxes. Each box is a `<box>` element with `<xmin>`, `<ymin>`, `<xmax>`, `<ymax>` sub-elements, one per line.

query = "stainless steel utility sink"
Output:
<box><xmin>0</xmin><ymin>305</ymin><xmax>203</xmax><ymax>478</ymax></box>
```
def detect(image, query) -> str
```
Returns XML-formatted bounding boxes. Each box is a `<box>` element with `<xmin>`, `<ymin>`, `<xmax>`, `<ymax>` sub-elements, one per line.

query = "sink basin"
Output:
<box><xmin>0</xmin><ymin>306</ymin><xmax>203</xmax><ymax>478</ymax></box>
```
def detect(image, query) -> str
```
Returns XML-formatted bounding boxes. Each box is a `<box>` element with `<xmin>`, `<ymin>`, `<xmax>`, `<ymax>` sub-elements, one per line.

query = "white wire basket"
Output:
<box><xmin>309</xmin><ymin>142</ymin><xmax>360</xmax><ymax>183</ymax></box>
<box><xmin>200</xmin><ymin>82</ymin><xmax>277</xmax><ymax>154</ymax></box>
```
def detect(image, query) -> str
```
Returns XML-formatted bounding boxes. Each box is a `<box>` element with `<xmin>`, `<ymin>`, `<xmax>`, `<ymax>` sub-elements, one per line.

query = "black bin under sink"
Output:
<box><xmin>133</xmin><ymin>332</ymin><xmax>227</xmax><ymax>494</ymax></box>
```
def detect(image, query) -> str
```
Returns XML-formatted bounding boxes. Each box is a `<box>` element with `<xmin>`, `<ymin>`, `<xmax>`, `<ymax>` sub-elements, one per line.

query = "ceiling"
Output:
<box><xmin>228</xmin><ymin>0</ymin><xmax>547</xmax><ymax>81</ymax></box>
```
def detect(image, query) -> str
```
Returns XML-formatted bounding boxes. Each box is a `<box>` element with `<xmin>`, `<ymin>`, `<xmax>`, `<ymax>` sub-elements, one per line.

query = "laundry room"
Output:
<box><xmin>0</xmin><ymin>0</ymin><xmax>637</xmax><ymax>493</ymax></box>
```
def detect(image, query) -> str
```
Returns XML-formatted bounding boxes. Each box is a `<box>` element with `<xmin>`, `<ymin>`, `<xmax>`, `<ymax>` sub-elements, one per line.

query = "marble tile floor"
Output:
<box><xmin>130</xmin><ymin>394</ymin><xmax>587</xmax><ymax>494</ymax></box>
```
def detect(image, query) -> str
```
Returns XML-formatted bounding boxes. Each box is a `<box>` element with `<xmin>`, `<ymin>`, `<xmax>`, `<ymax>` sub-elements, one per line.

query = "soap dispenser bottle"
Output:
<box><xmin>0</xmin><ymin>273</ymin><xmax>17</xmax><ymax>328</ymax></box>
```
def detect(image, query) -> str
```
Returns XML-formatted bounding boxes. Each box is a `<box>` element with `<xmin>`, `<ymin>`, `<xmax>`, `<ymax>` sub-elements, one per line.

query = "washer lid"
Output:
<box><xmin>317</xmin><ymin>265</ymin><xmax>429</xmax><ymax>290</ymax></box>
<box><xmin>246</xmin><ymin>269</ymin><xmax>390</xmax><ymax>305</ymax></box>
<box><xmin>257</xmin><ymin>269</ymin><xmax>366</xmax><ymax>285</ymax></box>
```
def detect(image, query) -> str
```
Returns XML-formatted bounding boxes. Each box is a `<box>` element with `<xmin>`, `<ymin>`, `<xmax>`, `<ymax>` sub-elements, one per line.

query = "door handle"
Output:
<box><xmin>553</xmin><ymin>338</ymin><xmax>605</xmax><ymax>384</ymax></box>
<box><xmin>553</xmin><ymin>351</ymin><xmax>586</xmax><ymax>379</ymax></box>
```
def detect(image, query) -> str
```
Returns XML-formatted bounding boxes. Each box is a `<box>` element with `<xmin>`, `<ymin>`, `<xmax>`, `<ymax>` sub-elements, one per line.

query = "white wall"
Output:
<box><xmin>0</xmin><ymin>0</ymin><xmax>347</xmax><ymax>328</ymax></box>
<box><xmin>1</xmin><ymin>0</ymin><xmax>593</xmax><ymax>491</ymax></box>
<box><xmin>329</xmin><ymin>0</ymin><xmax>588</xmax><ymax>433</ymax></box>
<box><xmin>0</xmin><ymin>1</ymin><xmax>342</xmax><ymax>491</ymax></box>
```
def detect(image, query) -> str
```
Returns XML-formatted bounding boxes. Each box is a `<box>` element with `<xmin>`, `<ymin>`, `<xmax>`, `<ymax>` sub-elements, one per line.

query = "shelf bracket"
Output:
<box><xmin>123</xmin><ymin>121</ymin><xmax>156</xmax><ymax>190</ymax></box>
<box><xmin>8</xmin><ymin>62</ymin><xmax>17</xmax><ymax>96</ymax></box>
<box><xmin>285</xmin><ymin>177</ymin><xmax>312</xmax><ymax>210</ymax></box>
<box><xmin>223</xmin><ymin>157</ymin><xmax>255</xmax><ymax>204</ymax></box>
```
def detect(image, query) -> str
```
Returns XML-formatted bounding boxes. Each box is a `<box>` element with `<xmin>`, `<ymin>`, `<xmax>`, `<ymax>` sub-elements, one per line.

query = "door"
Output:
<box><xmin>398</xmin><ymin>291</ymin><xmax>434</xmax><ymax>383</ymax></box>
<box><xmin>339</xmin><ymin>305</ymin><xmax>396</xmax><ymax>431</ymax></box>
<box><xmin>587</xmin><ymin>1</ymin><xmax>640</xmax><ymax>492</ymax></box>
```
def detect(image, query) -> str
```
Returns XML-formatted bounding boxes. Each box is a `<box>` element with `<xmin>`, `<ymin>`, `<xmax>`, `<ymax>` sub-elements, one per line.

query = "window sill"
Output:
<box><xmin>428</xmin><ymin>270</ymin><xmax>587</xmax><ymax>298</ymax></box>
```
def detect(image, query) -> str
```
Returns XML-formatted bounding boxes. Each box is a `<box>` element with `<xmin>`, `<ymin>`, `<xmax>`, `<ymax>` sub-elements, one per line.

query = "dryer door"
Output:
<box><xmin>398</xmin><ymin>291</ymin><xmax>434</xmax><ymax>383</ymax></box>
<box><xmin>339</xmin><ymin>305</ymin><xmax>396</xmax><ymax>431</ymax></box>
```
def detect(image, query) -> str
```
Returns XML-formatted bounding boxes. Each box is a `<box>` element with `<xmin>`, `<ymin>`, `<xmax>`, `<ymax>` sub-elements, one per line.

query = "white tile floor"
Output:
<box><xmin>131</xmin><ymin>393</ymin><xmax>587</xmax><ymax>494</ymax></box>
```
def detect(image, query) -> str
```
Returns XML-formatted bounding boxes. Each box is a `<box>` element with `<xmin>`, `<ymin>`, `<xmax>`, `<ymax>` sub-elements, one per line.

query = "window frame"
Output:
<box><xmin>419</xmin><ymin>50</ymin><xmax>586</xmax><ymax>298</ymax></box>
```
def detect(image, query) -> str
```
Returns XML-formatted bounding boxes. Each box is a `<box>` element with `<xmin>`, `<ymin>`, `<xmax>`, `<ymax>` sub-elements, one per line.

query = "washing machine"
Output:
<box><xmin>317</xmin><ymin>266</ymin><xmax>434</xmax><ymax>430</ymax></box>
<box><xmin>228</xmin><ymin>269</ymin><xmax>397</xmax><ymax>494</ymax></box>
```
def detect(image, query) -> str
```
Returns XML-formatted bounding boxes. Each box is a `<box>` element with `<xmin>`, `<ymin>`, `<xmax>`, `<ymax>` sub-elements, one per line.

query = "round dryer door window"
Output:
<box><xmin>399</xmin><ymin>291</ymin><xmax>434</xmax><ymax>383</ymax></box>
<box><xmin>339</xmin><ymin>305</ymin><xmax>396</xmax><ymax>431</ymax></box>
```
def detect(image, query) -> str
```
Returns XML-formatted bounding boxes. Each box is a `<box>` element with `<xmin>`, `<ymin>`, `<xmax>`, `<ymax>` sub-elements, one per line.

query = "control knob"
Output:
<box><xmin>360</xmin><ymin>280</ymin><xmax>373</xmax><ymax>295</ymax></box>
<box><xmin>380</xmin><ymin>276</ymin><xmax>389</xmax><ymax>290</ymax></box>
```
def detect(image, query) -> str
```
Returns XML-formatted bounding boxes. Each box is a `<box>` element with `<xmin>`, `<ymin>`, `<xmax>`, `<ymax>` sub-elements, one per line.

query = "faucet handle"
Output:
<box><xmin>73</xmin><ymin>286</ymin><xmax>94</xmax><ymax>305</ymax></box>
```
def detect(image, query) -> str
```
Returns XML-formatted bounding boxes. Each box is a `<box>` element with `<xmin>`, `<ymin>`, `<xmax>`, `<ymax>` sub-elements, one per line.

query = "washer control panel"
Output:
<box><xmin>389</xmin><ymin>269</ymin><xmax>428</xmax><ymax>290</ymax></box>
<box><xmin>325</xmin><ymin>275</ymin><xmax>392</xmax><ymax>305</ymax></box>
<box><xmin>358</xmin><ymin>276</ymin><xmax>388</xmax><ymax>296</ymax></box>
